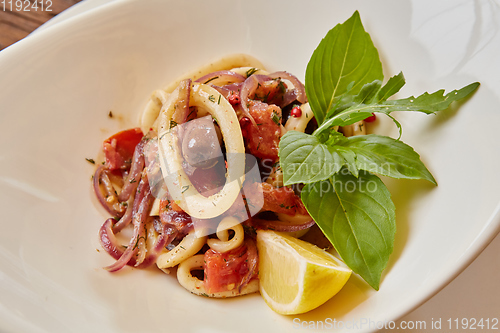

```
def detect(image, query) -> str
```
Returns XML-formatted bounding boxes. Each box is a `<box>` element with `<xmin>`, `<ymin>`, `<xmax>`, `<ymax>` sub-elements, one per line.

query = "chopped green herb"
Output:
<box><xmin>271</xmin><ymin>110</ymin><xmax>281</xmax><ymax>125</ymax></box>
<box><xmin>86</xmin><ymin>158</ymin><xmax>95</xmax><ymax>164</ymax></box>
<box><xmin>277</xmin><ymin>80</ymin><xmax>286</xmax><ymax>94</ymax></box>
<box><xmin>132</xmin><ymin>236</ymin><xmax>146</xmax><ymax>250</ymax></box>
<box><xmin>187</xmin><ymin>107</ymin><xmax>196</xmax><ymax>119</ymax></box>
<box><xmin>262</xmin><ymin>91</ymin><xmax>271</xmax><ymax>103</ymax></box>
<box><xmin>209</xmin><ymin>95</ymin><xmax>216</xmax><ymax>102</ymax></box>
<box><xmin>204</xmin><ymin>76</ymin><xmax>219</xmax><ymax>84</ymax></box>
<box><xmin>246</xmin><ymin>67</ymin><xmax>258</xmax><ymax>77</ymax></box>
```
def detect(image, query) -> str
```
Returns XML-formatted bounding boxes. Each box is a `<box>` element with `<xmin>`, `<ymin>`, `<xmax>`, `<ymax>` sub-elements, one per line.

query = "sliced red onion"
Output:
<box><xmin>210</xmin><ymin>82</ymin><xmax>243</xmax><ymax>99</ymax></box>
<box><xmin>112</xmin><ymin>192</ymin><xmax>135</xmax><ymax>233</ymax></box>
<box><xmin>281</xmin><ymin>89</ymin><xmax>298</xmax><ymax>108</ymax></box>
<box><xmin>222</xmin><ymin>82</ymin><xmax>243</xmax><ymax>93</ymax></box>
<box><xmin>104</xmin><ymin>172</ymin><xmax>154</xmax><ymax>272</ymax></box>
<box><xmin>251</xmin><ymin>217</ymin><xmax>316</xmax><ymax>232</ymax></box>
<box><xmin>268</xmin><ymin>71</ymin><xmax>307</xmax><ymax>104</ymax></box>
<box><xmin>99</xmin><ymin>218</ymin><xmax>137</xmax><ymax>266</ymax></box>
<box><xmin>136</xmin><ymin>218</ymin><xmax>178</xmax><ymax>268</ymax></box>
<box><xmin>93</xmin><ymin>165</ymin><xmax>124</xmax><ymax>217</ymax></box>
<box><xmin>195</xmin><ymin>70</ymin><xmax>246</xmax><ymax>86</ymax></box>
<box><xmin>211</xmin><ymin>83</ymin><xmax>247</xmax><ymax>121</ymax></box>
<box><xmin>118</xmin><ymin>140</ymin><xmax>146</xmax><ymax>202</ymax></box>
<box><xmin>240</xmin><ymin>74</ymin><xmax>270</xmax><ymax>127</ymax></box>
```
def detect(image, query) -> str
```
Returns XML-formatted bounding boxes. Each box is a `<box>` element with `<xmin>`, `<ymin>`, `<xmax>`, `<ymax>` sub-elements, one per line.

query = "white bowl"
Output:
<box><xmin>1</xmin><ymin>0</ymin><xmax>499</xmax><ymax>332</ymax></box>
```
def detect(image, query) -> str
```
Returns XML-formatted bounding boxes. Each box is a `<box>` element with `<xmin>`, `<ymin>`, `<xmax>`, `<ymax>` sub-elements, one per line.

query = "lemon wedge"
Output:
<box><xmin>256</xmin><ymin>230</ymin><xmax>351</xmax><ymax>315</ymax></box>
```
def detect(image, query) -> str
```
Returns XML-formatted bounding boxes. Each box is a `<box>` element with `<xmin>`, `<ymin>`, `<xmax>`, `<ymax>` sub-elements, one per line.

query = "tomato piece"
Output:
<box><xmin>245</xmin><ymin>101</ymin><xmax>281</xmax><ymax>162</ymax></box>
<box><xmin>259</xmin><ymin>182</ymin><xmax>307</xmax><ymax>216</ymax></box>
<box><xmin>102</xmin><ymin>128</ymin><xmax>143</xmax><ymax>170</ymax></box>
<box><xmin>204</xmin><ymin>239</ymin><xmax>258</xmax><ymax>293</ymax></box>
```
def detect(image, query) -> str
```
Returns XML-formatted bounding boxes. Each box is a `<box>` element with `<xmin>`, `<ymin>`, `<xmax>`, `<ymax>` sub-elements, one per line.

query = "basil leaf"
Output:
<box><xmin>333</xmin><ymin>147</ymin><xmax>358</xmax><ymax>177</ymax></box>
<box><xmin>315</xmin><ymin>81</ymin><xmax>479</xmax><ymax>136</ymax></box>
<box><xmin>279</xmin><ymin>131</ymin><xmax>343</xmax><ymax>185</ymax></box>
<box><xmin>374</xmin><ymin>72</ymin><xmax>405</xmax><ymax>103</ymax></box>
<box><xmin>338</xmin><ymin>134</ymin><xmax>436</xmax><ymax>184</ymax></box>
<box><xmin>301</xmin><ymin>170</ymin><xmax>396</xmax><ymax>290</ymax></box>
<box><xmin>374</xmin><ymin>81</ymin><xmax>480</xmax><ymax>115</ymax></box>
<box><xmin>305</xmin><ymin>11</ymin><xmax>383</xmax><ymax>125</ymax></box>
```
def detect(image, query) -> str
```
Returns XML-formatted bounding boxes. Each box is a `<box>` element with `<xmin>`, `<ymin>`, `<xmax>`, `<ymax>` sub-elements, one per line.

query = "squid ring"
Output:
<box><xmin>207</xmin><ymin>217</ymin><xmax>244</xmax><ymax>253</ymax></box>
<box><xmin>158</xmin><ymin>83</ymin><xmax>245</xmax><ymax>219</ymax></box>
<box><xmin>156</xmin><ymin>230</ymin><xmax>207</xmax><ymax>269</ymax></box>
<box><xmin>177</xmin><ymin>255</ymin><xmax>259</xmax><ymax>298</ymax></box>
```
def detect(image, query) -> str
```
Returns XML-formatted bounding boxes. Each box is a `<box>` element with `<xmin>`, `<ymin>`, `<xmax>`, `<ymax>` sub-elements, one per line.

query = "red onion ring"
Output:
<box><xmin>93</xmin><ymin>165</ymin><xmax>124</xmax><ymax>217</ymax></box>
<box><xmin>240</xmin><ymin>74</ymin><xmax>270</xmax><ymax>127</ymax></box>
<box><xmin>99</xmin><ymin>218</ymin><xmax>137</xmax><ymax>266</ymax></box>
<box><xmin>210</xmin><ymin>82</ymin><xmax>243</xmax><ymax>99</ymax></box>
<box><xmin>268</xmin><ymin>71</ymin><xmax>307</xmax><ymax>104</ymax></box>
<box><xmin>251</xmin><ymin>217</ymin><xmax>316</xmax><ymax>232</ymax></box>
<box><xmin>195</xmin><ymin>70</ymin><xmax>246</xmax><ymax>86</ymax></box>
<box><xmin>281</xmin><ymin>89</ymin><xmax>298</xmax><ymax>108</ymax></box>
<box><xmin>104</xmin><ymin>172</ymin><xmax>154</xmax><ymax>272</ymax></box>
<box><xmin>211</xmin><ymin>83</ymin><xmax>247</xmax><ymax>121</ymax></box>
<box><xmin>112</xmin><ymin>192</ymin><xmax>135</xmax><ymax>233</ymax></box>
<box><xmin>136</xmin><ymin>218</ymin><xmax>178</xmax><ymax>268</ymax></box>
<box><xmin>117</xmin><ymin>139</ymin><xmax>146</xmax><ymax>202</ymax></box>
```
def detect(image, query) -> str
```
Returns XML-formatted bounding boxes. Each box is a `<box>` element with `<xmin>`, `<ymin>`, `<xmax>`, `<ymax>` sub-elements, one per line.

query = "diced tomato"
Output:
<box><xmin>204</xmin><ymin>239</ymin><xmax>258</xmax><ymax>293</ymax></box>
<box><xmin>102</xmin><ymin>128</ymin><xmax>143</xmax><ymax>170</ymax></box>
<box><xmin>251</xmin><ymin>78</ymin><xmax>286</xmax><ymax>105</ymax></box>
<box><xmin>259</xmin><ymin>182</ymin><xmax>307</xmax><ymax>215</ymax></box>
<box><xmin>245</xmin><ymin>101</ymin><xmax>282</xmax><ymax>162</ymax></box>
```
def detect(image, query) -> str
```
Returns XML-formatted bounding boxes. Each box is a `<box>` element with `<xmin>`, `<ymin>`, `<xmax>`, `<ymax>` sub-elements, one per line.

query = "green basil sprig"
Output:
<box><xmin>279</xmin><ymin>11</ymin><xmax>479</xmax><ymax>290</ymax></box>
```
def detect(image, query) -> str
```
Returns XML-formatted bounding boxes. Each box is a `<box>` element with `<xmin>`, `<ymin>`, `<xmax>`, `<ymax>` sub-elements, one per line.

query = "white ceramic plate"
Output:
<box><xmin>1</xmin><ymin>0</ymin><xmax>499</xmax><ymax>332</ymax></box>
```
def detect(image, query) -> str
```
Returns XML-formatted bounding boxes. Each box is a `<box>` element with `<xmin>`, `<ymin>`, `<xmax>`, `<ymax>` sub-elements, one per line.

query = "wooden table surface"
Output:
<box><xmin>0</xmin><ymin>0</ymin><xmax>82</xmax><ymax>50</ymax></box>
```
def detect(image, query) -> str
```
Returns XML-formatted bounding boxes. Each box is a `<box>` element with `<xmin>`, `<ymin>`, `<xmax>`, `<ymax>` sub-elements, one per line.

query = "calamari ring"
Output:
<box><xmin>207</xmin><ymin>216</ymin><xmax>245</xmax><ymax>253</ymax></box>
<box><xmin>177</xmin><ymin>255</ymin><xmax>259</xmax><ymax>298</ymax></box>
<box><xmin>158</xmin><ymin>82</ymin><xmax>245</xmax><ymax>219</ymax></box>
<box><xmin>156</xmin><ymin>230</ymin><xmax>207</xmax><ymax>270</ymax></box>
